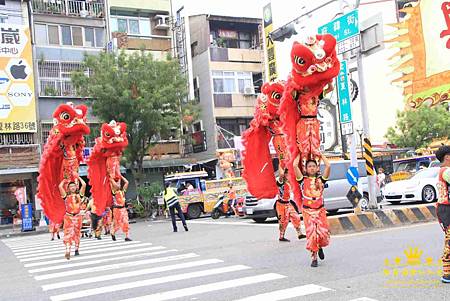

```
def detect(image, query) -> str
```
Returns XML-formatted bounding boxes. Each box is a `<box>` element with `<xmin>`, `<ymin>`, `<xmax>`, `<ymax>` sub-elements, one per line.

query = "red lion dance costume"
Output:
<box><xmin>279</xmin><ymin>34</ymin><xmax>340</xmax><ymax>196</ymax></box>
<box><xmin>242</xmin><ymin>81</ymin><xmax>287</xmax><ymax>200</ymax></box>
<box><xmin>38</xmin><ymin>103</ymin><xmax>90</xmax><ymax>224</ymax></box>
<box><xmin>87</xmin><ymin>120</ymin><xmax>128</xmax><ymax>216</ymax></box>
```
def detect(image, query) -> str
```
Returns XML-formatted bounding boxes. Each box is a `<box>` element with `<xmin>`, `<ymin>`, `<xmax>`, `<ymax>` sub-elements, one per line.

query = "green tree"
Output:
<box><xmin>71</xmin><ymin>51</ymin><xmax>188</xmax><ymax>186</ymax></box>
<box><xmin>385</xmin><ymin>104</ymin><xmax>450</xmax><ymax>149</ymax></box>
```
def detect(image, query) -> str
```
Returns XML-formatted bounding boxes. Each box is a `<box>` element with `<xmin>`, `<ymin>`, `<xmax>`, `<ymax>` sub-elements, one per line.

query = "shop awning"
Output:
<box><xmin>0</xmin><ymin>167</ymin><xmax>38</xmax><ymax>175</ymax></box>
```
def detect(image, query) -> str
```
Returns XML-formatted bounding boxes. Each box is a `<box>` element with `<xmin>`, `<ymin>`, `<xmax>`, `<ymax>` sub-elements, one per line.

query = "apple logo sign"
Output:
<box><xmin>10</xmin><ymin>60</ymin><xmax>28</xmax><ymax>80</ymax></box>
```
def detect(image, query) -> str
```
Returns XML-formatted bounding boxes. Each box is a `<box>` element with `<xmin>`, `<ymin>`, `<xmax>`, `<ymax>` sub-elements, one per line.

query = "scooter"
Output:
<box><xmin>211</xmin><ymin>195</ymin><xmax>245</xmax><ymax>219</ymax></box>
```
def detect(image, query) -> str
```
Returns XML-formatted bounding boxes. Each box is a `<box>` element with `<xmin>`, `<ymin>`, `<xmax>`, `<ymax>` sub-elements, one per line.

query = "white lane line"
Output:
<box><xmin>42</xmin><ymin>259</ymin><xmax>223</xmax><ymax>291</ymax></box>
<box><xmin>35</xmin><ymin>253</ymin><xmax>199</xmax><ymax>280</ymax></box>
<box><xmin>49</xmin><ymin>265</ymin><xmax>250</xmax><ymax>301</ymax></box>
<box><xmin>187</xmin><ymin>220</ymin><xmax>279</xmax><ymax>227</ymax></box>
<box><xmin>118</xmin><ymin>273</ymin><xmax>286</xmax><ymax>301</ymax></box>
<box><xmin>348</xmin><ymin>298</ymin><xmax>379</xmax><ymax>301</ymax></box>
<box><xmin>16</xmin><ymin>240</ymin><xmax>134</xmax><ymax>258</ymax></box>
<box><xmin>29</xmin><ymin>248</ymin><xmax>174</xmax><ymax>273</ymax></box>
<box><xmin>234</xmin><ymin>284</ymin><xmax>332</xmax><ymax>301</ymax></box>
<box><xmin>20</xmin><ymin>241</ymin><xmax>148</xmax><ymax>262</ymax></box>
<box><xmin>12</xmin><ymin>239</ymin><xmax>122</xmax><ymax>255</ymax></box>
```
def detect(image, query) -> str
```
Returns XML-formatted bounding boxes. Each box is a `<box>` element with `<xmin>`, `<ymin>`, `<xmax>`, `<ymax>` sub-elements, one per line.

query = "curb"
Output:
<box><xmin>328</xmin><ymin>204</ymin><xmax>437</xmax><ymax>235</ymax></box>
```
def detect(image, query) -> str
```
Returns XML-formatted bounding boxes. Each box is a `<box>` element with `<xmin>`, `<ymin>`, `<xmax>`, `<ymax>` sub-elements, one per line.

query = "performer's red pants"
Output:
<box><xmin>112</xmin><ymin>207</ymin><xmax>129</xmax><ymax>235</ymax></box>
<box><xmin>276</xmin><ymin>201</ymin><xmax>302</xmax><ymax>239</ymax></box>
<box><xmin>302</xmin><ymin>207</ymin><xmax>330</xmax><ymax>259</ymax></box>
<box><xmin>63</xmin><ymin>214</ymin><xmax>82</xmax><ymax>248</ymax></box>
<box><xmin>296</xmin><ymin>118</ymin><xmax>321</xmax><ymax>166</ymax></box>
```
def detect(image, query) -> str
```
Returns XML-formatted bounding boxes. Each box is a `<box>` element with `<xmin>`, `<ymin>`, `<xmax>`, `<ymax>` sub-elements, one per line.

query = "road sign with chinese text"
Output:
<box><xmin>263</xmin><ymin>3</ymin><xmax>278</xmax><ymax>81</ymax></box>
<box><xmin>337</xmin><ymin>60</ymin><xmax>352</xmax><ymax>124</ymax></box>
<box><xmin>318</xmin><ymin>10</ymin><xmax>359</xmax><ymax>42</ymax></box>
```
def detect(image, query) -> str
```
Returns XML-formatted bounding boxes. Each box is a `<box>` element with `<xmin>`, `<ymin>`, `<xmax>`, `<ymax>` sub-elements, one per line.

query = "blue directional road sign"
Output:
<box><xmin>346</xmin><ymin>166</ymin><xmax>359</xmax><ymax>186</ymax></box>
<box><xmin>318</xmin><ymin>10</ymin><xmax>359</xmax><ymax>42</ymax></box>
<box><xmin>337</xmin><ymin>60</ymin><xmax>352</xmax><ymax>124</ymax></box>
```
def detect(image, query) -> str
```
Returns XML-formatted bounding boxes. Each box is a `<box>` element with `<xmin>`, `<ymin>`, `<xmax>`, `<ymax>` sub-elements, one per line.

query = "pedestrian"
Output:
<box><xmin>435</xmin><ymin>145</ymin><xmax>450</xmax><ymax>283</ymax></box>
<box><xmin>276</xmin><ymin>168</ymin><xmax>306</xmax><ymax>242</ymax></box>
<box><xmin>377</xmin><ymin>167</ymin><xmax>386</xmax><ymax>189</ymax></box>
<box><xmin>110</xmin><ymin>175</ymin><xmax>132</xmax><ymax>241</ymax></box>
<box><xmin>58</xmin><ymin>176</ymin><xmax>86</xmax><ymax>260</ymax></box>
<box><xmin>293</xmin><ymin>153</ymin><xmax>331</xmax><ymax>268</ymax></box>
<box><xmin>88</xmin><ymin>197</ymin><xmax>103</xmax><ymax>240</ymax></box>
<box><xmin>163</xmin><ymin>182</ymin><xmax>188</xmax><ymax>232</ymax></box>
<box><xmin>48</xmin><ymin>219</ymin><xmax>61</xmax><ymax>241</ymax></box>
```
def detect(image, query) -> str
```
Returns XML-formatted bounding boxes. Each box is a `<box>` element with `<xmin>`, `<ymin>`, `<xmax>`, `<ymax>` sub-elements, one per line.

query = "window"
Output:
<box><xmin>48</xmin><ymin>25</ymin><xmax>60</xmax><ymax>45</ymax></box>
<box><xmin>212</xmin><ymin>71</ymin><xmax>254</xmax><ymax>94</ymax></box>
<box><xmin>84</xmin><ymin>27</ymin><xmax>95</xmax><ymax>47</ymax></box>
<box><xmin>35</xmin><ymin>23</ymin><xmax>104</xmax><ymax>48</ymax></box>
<box><xmin>0</xmin><ymin>16</ymin><xmax>7</xmax><ymax>23</ymax></box>
<box><xmin>94</xmin><ymin>28</ymin><xmax>104</xmax><ymax>47</ymax></box>
<box><xmin>35</xmin><ymin>24</ymin><xmax>48</xmax><ymax>45</ymax></box>
<box><xmin>72</xmin><ymin>27</ymin><xmax>83</xmax><ymax>46</ymax></box>
<box><xmin>110</xmin><ymin>15</ymin><xmax>152</xmax><ymax>36</ymax></box>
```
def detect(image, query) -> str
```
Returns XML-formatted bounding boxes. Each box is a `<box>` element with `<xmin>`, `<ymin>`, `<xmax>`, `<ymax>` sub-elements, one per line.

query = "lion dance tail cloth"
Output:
<box><xmin>37</xmin><ymin>103</ymin><xmax>90</xmax><ymax>224</ymax></box>
<box><xmin>279</xmin><ymin>34</ymin><xmax>340</xmax><ymax>203</ymax></box>
<box><xmin>242</xmin><ymin>81</ymin><xmax>290</xmax><ymax>200</ymax></box>
<box><xmin>87</xmin><ymin>120</ymin><xmax>128</xmax><ymax>216</ymax></box>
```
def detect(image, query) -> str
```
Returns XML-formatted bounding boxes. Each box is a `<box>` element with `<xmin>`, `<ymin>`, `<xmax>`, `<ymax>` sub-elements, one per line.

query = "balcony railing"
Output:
<box><xmin>32</xmin><ymin>0</ymin><xmax>105</xmax><ymax>18</ymax></box>
<box><xmin>0</xmin><ymin>145</ymin><xmax>40</xmax><ymax>169</ymax></box>
<box><xmin>39</xmin><ymin>79</ymin><xmax>76</xmax><ymax>97</ymax></box>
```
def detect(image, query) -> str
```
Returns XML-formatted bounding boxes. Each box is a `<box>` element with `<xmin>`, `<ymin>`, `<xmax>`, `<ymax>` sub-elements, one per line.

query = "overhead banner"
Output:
<box><xmin>263</xmin><ymin>3</ymin><xmax>278</xmax><ymax>81</ymax></box>
<box><xmin>387</xmin><ymin>0</ymin><xmax>450</xmax><ymax>108</ymax></box>
<box><xmin>0</xmin><ymin>25</ymin><xmax>37</xmax><ymax>133</ymax></box>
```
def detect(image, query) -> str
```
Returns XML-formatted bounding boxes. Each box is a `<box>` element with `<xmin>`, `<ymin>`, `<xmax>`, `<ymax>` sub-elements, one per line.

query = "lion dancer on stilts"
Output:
<box><xmin>88</xmin><ymin>120</ymin><xmax>130</xmax><ymax>241</ymax></box>
<box><xmin>279</xmin><ymin>34</ymin><xmax>340</xmax><ymax>267</ymax></box>
<box><xmin>38</xmin><ymin>102</ymin><xmax>90</xmax><ymax>259</ymax></box>
<box><xmin>242</xmin><ymin>81</ymin><xmax>305</xmax><ymax>241</ymax></box>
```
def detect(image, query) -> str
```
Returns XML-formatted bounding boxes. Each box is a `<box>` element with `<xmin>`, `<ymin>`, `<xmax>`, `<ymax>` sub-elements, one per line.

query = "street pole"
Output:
<box><xmin>357</xmin><ymin>52</ymin><xmax>378</xmax><ymax>209</ymax></box>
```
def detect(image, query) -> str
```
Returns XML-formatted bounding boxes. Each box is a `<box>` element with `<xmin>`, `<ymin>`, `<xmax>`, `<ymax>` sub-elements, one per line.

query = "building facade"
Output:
<box><xmin>177</xmin><ymin>13</ymin><xmax>264</xmax><ymax>161</ymax></box>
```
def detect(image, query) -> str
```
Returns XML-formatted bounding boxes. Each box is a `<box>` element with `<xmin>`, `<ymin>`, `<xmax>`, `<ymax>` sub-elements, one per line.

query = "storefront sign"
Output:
<box><xmin>263</xmin><ymin>3</ymin><xmax>278</xmax><ymax>81</ymax></box>
<box><xmin>0</xmin><ymin>25</ymin><xmax>37</xmax><ymax>133</ymax></box>
<box><xmin>192</xmin><ymin>131</ymin><xmax>207</xmax><ymax>153</ymax></box>
<box><xmin>21</xmin><ymin>203</ymin><xmax>33</xmax><ymax>232</ymax></box>
<box><xmin>218</xmin><ymin>29</ymin><xmax>238</xmax><ymax>39</ymax></box>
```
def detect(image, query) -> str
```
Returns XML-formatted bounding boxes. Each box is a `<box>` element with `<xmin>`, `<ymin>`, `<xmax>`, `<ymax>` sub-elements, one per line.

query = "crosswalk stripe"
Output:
<box><xmin>49</xmin><ymin>265</ymin><xmax>250</xmax><ymax>301</ymax></box>
<box><xmin>16</xmin><ymin>240</ymin><xmax>137</xmax><ymax>258</ymax></box>
<box><xmin>35</xmin><ymin>253</ymin><xmax>199</xmax><ymax>280</ymax></box>
<box><xmin>118</xmin><ymin>273</ymin><xmax>287</xmax><ymax>301</ymax></box>
<box><xmin>42</xmin><ymin>259</ymin><xmax>223</xmax><ymax>291</ymax></box>
<box><xmin>6</xmin><ymin>238</ymin><xmax>115</xmax><ymax>251</ymax></box>
<box><xmin>233</xmin><ymin>284</ymin><xmax>332</xmax><ymax>301</ymax></box>
<box><xmin>28</xmin><ymin>248</ymin><xmax>174</xmax><ymax>272</ymax></box>
<box><xmin>24</xmin><ymin>246</ymin><xmax>169</xmax><ymax>271</ymax></box>
<box><xmin>2</xmin><ymin>235</ymin><xmax>48</xmax><ymax>243</ymax></box>
<box><xmin>13</xmin><ymin>240</ymin><xmax>122</xmax><ymax>255</ymax></box>
<box><xmin>348</xmin><ymin>298</ymin><xmax>379</xmax><ymax>301</ymax></box>
<box><xmin>21</xmin><ymin>242</ymin><xmax>149</xmax><ymax>262</ymax></box>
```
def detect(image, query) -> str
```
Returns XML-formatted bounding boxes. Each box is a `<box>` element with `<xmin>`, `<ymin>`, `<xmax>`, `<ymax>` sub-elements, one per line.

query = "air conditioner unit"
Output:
<box><xmin>244</xmin><ymin>86</ymin><xmax>254</xmax><ymax>95</ymax></box>
<box><xmin>155</xmin><ymin>15</ymin><xmax>170</xmax><ymax>30</ymax></box>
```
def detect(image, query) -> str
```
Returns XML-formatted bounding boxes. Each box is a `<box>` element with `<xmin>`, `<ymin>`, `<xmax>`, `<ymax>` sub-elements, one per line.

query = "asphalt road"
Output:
<box><xmin>0</xmin><ymin>217</ymin><xmax>448</xmax><ymax>301</ymax></box>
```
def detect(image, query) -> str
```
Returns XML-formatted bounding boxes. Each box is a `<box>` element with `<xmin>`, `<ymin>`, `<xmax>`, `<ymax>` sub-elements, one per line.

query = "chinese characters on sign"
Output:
<box><xmin>318</xmin><ymin>10</ymin><xmax>360</xmax><ymax>54</ymax></box>
<box><xmin>263</xmin><ymin>3</ymin><xmax>278</xmax><ymax>81</ymax></box>
<box><xmin>440</xmin><ymin>2</ymin><xmax>450</xmax><ymax>48</ymax></box>
<box><xmin>336</xmin><ymin>60</ymin><xmax>353</xmax><ymax>135</ymax></box>
<box><xmin>0</xmin><ymin>25</ymin><xmax>37</xmax><ymax>133</ymax></box>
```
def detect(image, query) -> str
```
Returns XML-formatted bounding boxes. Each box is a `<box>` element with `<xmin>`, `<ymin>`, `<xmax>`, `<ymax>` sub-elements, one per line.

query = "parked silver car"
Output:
<box><xmin>243</xmin><ymin>160</ymin><xmax>381</xmax><ymax>222</ymax></box>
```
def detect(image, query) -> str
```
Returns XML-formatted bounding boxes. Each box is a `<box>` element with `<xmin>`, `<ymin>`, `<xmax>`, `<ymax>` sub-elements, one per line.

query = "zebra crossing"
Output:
<box><xmin>2</xmin><ymin>233</ymin><xmax>371</xmax><ymax>301</ymax></box>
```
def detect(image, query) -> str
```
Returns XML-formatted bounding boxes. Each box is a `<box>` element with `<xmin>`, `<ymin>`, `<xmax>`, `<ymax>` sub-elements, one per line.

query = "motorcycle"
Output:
<box><xmin>211</xmin><ymin>195</ymin><xmax>244</xmax><ymax>219</ymax></box>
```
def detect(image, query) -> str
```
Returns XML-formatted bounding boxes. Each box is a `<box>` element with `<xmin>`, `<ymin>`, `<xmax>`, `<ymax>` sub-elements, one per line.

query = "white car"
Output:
<box><xmin>383</xmin><ymin>167</ymin><xmax>440</xmax><ymax>204</ymax></box>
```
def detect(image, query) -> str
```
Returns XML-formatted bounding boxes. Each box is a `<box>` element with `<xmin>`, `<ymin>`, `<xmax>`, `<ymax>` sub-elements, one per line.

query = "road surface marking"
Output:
<box><xmin>188</xmin><ymin>220</ymin><xmax>279</xmax><ymax>227</ymax></box>
<box><xmin>118</xmin><ymin>273</ymin><xmax>287</xmax><ymax>301</ymax></box>
<box><xmin>234</xmin><ymin>284</ymin><xmax>332</xmax><ymax>301</ymax></box>
<box><xmin>34</xmin><ymin>253</ymin><xmax>199</xmax><ymax>280</ymax></box>
<box><xmin>49</xmin><ymin>265</ymin><xmax>250</xmax><ymax>301</ymax></box>
<box><xmin>6</xmin><ymin>238</ymin><xmax>116</xmax><ymax>250</ymax></box>
<box><xmin>20</xmin><ymin>241</ymin><xmax>149</xmax><ymax>262</ymax></box>
<box><xmin>28</xmin><ymin>248</ymin><xmax>172</xmax><ymax>272</ymax></box>
<box><xmin>16</xmin><ymin>240</ymin><xmax>133</xmax><ymax>258</ymax></box>
<box><xmin>42</xmin><ymin>258</ymin><xmax>223</xmax><ymax>291</ymax></box>
<box><xmin>348</xmin><ymin>298</ymin><xmax>379</xmax><ymax>301</ymax></box>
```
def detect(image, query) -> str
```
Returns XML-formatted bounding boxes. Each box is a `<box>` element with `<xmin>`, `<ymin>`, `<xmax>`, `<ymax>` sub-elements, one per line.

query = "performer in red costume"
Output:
<box><xmin>58</xmin><ymin>176</ymin><xmax>86</xmax><ymax>260</ymax></box>
<box><xmin>49</xmin><ymin>220</ymin><xmax>61</xmax><ymax>241</ymax></box>
<box><xmin>88</xmin><ymin>120</ymin><xmax>128</xmax><ymax>218</ymax></box>
<box><xmin>276</xmin><ymin>168</ymin><xmax>305</xmax><ymax>242</ymax></box>
<box><xmin>293</xmin><ymin>153</ymin><xmax>331</xmax><ymax>268</ymax></box>
<box><xmin>242</xmin><ymin>81</ymin><xmax>293</xmax><ymax>200</ymax></box>
<box><xmin>110</xmin><ymin>175</ymin><xmax>132</xmax><ymax>241</ymax></box>
<box><xmin>38</xmin><ymin>102</ymin><xmax>90</xmax><ymax>225</ymax></box>
<box><xmin>278</xmin><ymin>35</ymin><xmax>339</xmax><ymax>203</ymax></box>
